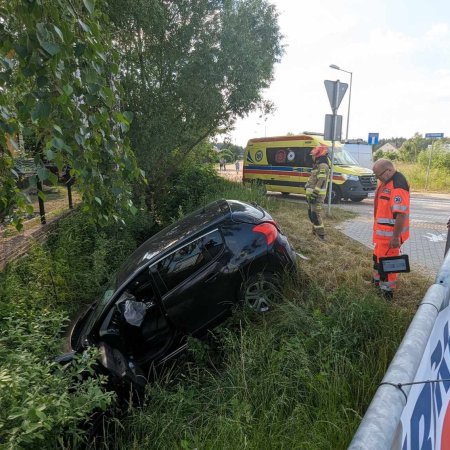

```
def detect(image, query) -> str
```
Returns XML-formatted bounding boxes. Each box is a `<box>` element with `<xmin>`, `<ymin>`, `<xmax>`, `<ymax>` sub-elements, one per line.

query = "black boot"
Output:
<box><xmin>380</xmin><ymin>289</ymin><xmax>394</xmax><ymax>300</ymax></box>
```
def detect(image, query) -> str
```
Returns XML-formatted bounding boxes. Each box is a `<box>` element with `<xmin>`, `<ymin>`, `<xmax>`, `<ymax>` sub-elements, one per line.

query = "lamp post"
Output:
<box><xmin>330</xmin><ymin>64</ymin><xmax>352</xmax><ymax>142</ymax></box>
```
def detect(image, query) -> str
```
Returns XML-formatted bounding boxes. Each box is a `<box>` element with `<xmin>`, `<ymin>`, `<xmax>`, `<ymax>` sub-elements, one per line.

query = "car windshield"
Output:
<box><xmin>330</xmin><ymin>147</ymin><xmax>359</xmax><ymax>165</ymax></box>
<box><xmin>82</xmin><ymin>281</ymin><xmax>116</xmax><ymax>337</ymax></box>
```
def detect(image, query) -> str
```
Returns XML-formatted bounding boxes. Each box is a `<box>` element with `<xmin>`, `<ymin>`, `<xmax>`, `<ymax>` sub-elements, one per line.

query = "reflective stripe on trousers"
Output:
<box><xmin>373</xmin><ymin>241</ymin><xmax>401</xmax><ymax>292</ymax></box>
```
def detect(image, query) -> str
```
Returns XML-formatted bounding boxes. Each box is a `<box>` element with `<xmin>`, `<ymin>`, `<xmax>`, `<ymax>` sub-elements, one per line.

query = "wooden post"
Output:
<box><xmin>36</xmin><ymin>176</ymin><xmax>46</xmax><ymax>224</ymax></box>
<box><xmin>67</xmin><ymin>183</ymin><xmax>73</xmax><ymax>209</ymax></box>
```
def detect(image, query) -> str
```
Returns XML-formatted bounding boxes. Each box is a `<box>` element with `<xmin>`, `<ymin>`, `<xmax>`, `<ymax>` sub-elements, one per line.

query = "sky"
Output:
<box><xmin>228</xmin><ymin>0</ymin><xmax>450</xmax><ymax>147</ymax></box>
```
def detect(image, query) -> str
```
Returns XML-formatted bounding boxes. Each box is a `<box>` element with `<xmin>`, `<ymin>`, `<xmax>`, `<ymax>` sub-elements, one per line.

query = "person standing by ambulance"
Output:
<box><xmin>305</xmin><ymin>145</ymin><xmax>330</xmax><ymax>240</ymax></box>
<box><xmin>372</xmin><ymin>159</ymin><xmax>410</xmax><ymax>299</ymax></box>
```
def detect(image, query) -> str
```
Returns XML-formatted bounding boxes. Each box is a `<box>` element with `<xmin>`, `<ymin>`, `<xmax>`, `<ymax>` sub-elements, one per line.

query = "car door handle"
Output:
<box><xmin>204</xmin><ymin>272</ymin><xmax>218</xmax><ymax>283</ymax></box>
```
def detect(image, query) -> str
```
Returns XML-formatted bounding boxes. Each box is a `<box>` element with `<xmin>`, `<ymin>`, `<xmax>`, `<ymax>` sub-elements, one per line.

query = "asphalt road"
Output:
<box><xmin>269</xmin><ymin>191</ymin><xmax>450</xmax><ymax>276</ymax></box>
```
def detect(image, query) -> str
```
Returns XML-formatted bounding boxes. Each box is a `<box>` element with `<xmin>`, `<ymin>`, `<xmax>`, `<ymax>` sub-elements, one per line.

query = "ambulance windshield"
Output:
<box><xmin>330</xmin><ymin>147</ymin><xmax>359</xmax><ymax>165</ymax></box>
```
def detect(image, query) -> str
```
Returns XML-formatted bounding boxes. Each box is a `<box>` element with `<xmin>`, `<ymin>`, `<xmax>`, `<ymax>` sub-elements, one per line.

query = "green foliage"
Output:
<box><xmin>0</xmin><ymin>175</ymin><xmax>417</xmax><ymax>448</ymax></box>
<box><xmin>151</xmin><ymin>161</ymin><xmax>221</xmax><ymax>224</ymax></box>
<box><xmin>0</xmin><ymin>325</ymin><xmax>114</xmax><ymax>449</ymax></box>
<box><xmin>389</xmin><ymin>161</ymin><xmax>450</xmax><ymax>191</ymax></box>
<box><xmin>218</xmin><ymin>148</ymin><xmax>235</xmax><ymax>163</ymax></box>
<box><xmin>106</xmin><ymin>0</ymin><xmax>282</xmax><ymax>187</ymax></box>
<box><xmin>0</xmin><ymin>0</ymin><xmax>143</xmax><ymax>228</ymax></box>
<box><xmin>397</xmin><ymin>133</ymin><xmax>450</xmax><ymax>163</ymax></box>
<box><xmin>185</xmin><ymin>140</ymin><xmax>220</xmax><ymax>165</ymax></box>
<box><xmin>0</xmin><ymin>207</ymin><xmax>156</xmax><ymax>447</ymax></box>
<box><xmin>216</xmin><ymin>142</ymin><xmax>245</xmax><ymax>160</ymax></box>
<box><xmin>417</xmin><ymin>142</ymin><xmax>450</xmax><ymax>171</ymax></box>
<box><xmin>373</xmin><ymin>149</ymin><xmax>398</xmax><ymax>161</ymax></box>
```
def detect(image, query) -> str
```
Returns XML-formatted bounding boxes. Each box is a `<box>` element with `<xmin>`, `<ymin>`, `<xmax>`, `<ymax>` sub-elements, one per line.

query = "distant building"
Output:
<box><xmin>378</xmin><ymin>143</ymin><xmax>398</xmax><ymax>153</ymax></box>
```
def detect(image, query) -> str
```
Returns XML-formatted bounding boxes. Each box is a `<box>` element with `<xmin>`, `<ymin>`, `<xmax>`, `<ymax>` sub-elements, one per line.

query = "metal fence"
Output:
<box><xmin>349</xmin><ymin>245</ymin><xmax>450</xmax><ymax>449</ymax></box>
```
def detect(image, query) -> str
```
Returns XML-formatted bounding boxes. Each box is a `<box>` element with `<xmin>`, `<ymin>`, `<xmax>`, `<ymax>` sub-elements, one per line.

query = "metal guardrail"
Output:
<box><xmin>349</xmin><ymin>248</ymin><xmax>450</xmax><ymax>449</ymax></box>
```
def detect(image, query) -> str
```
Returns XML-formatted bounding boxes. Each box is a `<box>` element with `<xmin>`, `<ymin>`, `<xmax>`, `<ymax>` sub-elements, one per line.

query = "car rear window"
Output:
<box><xmin>227</xmin><ymin>200</ymin><xmax>265</xmax><ymax>220</ymax></box>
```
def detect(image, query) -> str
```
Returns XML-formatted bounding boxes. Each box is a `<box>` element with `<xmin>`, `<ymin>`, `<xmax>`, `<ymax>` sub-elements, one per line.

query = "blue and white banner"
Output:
<box><xmin>399</xmin><ymin>306</ymin><xmax>450</xmax><ymax>450</ymax></box>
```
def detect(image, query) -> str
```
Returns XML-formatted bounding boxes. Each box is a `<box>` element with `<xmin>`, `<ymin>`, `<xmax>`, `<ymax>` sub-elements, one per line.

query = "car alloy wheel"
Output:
<box><xmin>241</xmin><ymin>273</ymin><xmax>279</xmax><ymax>313</ymax></box>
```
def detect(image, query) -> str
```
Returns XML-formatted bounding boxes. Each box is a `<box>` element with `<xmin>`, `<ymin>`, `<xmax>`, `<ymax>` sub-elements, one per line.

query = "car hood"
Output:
<box><xmin>335</xmin><ymin>165</ymin><xmax>374</xmax><ymax>176</ymax></box>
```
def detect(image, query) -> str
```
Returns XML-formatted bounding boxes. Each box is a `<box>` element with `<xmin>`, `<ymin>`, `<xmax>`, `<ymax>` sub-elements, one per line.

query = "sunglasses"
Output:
<box><xmin>375</xmin><ymin>168</ymin><xmax>390</xmax><ymax>179</ymax></box>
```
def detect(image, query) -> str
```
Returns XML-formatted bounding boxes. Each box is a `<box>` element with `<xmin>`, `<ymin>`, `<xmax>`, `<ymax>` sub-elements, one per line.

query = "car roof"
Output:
<box><xmin>115</xmin><ymin>199</ymin><xmax>270</xmax><ymax>287</ymax></box>
<box><xmin>116</xmin><ymin>199</ymin><xmax>231</xmax><ymax>285</ymax></box>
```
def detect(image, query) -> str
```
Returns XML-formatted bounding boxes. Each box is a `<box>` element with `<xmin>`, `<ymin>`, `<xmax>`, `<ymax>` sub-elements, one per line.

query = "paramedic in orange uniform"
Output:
<box><xmin>372</xmin><ymin>159</ymin><xmax>410</xmax><ymax>299</ymax></box>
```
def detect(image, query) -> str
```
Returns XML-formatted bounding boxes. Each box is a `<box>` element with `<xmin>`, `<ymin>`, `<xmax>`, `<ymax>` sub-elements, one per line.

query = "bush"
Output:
<box><xmin>374</xmin><ymin>149</ymin><xmax>398</xmax><ymax>161</ymax></box>
<box><xmin>151</xmin><ymin>162</ymin><xmax>221</xmax><ymax>224</ymax></box>
<box><xmin>0</xmin><ymin>208</ymin><xmax>156</xmax><ymax>448</ymax></box>
<box><xmin>418</xmin><ymin>148</ymin><xmax>450</xmax><ymax>170</ymax></box>
<box><xmin>0</xmin><ymin>313</ymin><xmax>115</xmax><ymax>449</ymax></box>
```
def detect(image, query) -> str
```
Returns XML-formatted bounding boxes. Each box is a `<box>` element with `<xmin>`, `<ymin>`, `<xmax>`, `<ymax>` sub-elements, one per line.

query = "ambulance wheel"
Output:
<box><xmin>350</xmin><ymin>196</ymin><xmax>366</xmax><ymax>202</ymax></box>
<box><xmin>329</xmin><ymin>185</ymin><xmax>341</xmax><ymax>204</ymax></box>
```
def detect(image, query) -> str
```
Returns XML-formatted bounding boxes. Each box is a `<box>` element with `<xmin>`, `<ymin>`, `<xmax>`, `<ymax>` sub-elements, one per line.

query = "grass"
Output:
<box><xmin>94</xmin><ymin>182</ymin><xmax>429</xmax><ymax>450</ymax></box>
<box><xmin>393</xmin><ymin>162</ymin><xmax>450</xmax><ymax>192</ymax></box>
<box><xmin>0</xmin><ymin>173</ymin><xmax>431</xmax><ymax>449</ymax></box>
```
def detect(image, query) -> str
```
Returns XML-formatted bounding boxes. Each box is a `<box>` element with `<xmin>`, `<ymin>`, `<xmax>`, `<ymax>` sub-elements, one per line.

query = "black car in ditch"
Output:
<box><xmin>60</xmin><ymin>199</ymin><xmax>297</xmax><ymax>390</ymax></box>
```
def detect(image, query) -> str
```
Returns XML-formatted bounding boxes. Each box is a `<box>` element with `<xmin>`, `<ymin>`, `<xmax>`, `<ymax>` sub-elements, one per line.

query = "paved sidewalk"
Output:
<box><xmin>335</xmin><ymin>195</ymin><xmax>449</xmax><ymax>276</ymax></box>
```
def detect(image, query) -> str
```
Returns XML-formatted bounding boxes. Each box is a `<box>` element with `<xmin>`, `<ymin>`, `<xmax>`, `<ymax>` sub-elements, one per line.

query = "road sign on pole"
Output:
<box><xmin>324</xmin><ymin>79</ymin><xmax>348</xmax><ymax>215</ymax></box>
<box><xmin>324</xmin><ymin>80</ymin><xmax>348</xmax><ymax>112</ymax></box>
<box><xmin>324</xmin><ymin>114</ymin><xmax>342</xmax><ymax>141</ymax></box>
<box><xmin>425</xmin><ymin>133</ymin><xmax>444</xmax><ymax>139</ymax></box>
<box><xmin>368</xmin><ymin>133</ymin><xmax>379</xmax><ymax>145</ymax></box>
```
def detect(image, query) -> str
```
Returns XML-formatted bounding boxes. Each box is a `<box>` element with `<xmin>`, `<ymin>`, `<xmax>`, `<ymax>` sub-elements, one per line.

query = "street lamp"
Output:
<box><xmin>330</xmin><ymin>64</ymin><xmax>352</xmax><ymax>142</ymax></box>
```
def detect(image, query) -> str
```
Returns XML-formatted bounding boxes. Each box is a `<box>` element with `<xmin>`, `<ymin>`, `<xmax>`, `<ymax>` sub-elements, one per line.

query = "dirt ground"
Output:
<box><xmin>0</xmin><ymin>185</ymin><xmax>80</xmax><ymax>270</ymax></box>
<box><xmin>216</xmin><ymin>163</ymin><xmax>243</xmax><ymax>182</ymax></box>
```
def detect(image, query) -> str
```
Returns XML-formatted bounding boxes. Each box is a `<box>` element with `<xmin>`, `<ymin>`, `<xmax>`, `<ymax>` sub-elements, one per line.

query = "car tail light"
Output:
<box><xmin>252</xmin><ymin>221</ymin><xmax>278</xmax><ymax>245</ymax></box>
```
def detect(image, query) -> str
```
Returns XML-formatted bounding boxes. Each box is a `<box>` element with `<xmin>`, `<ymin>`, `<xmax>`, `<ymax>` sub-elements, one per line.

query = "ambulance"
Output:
<box><xmin>243</xmin><ymin>134</ymin><xmax>377</xmax><ymax>202</ymax></box>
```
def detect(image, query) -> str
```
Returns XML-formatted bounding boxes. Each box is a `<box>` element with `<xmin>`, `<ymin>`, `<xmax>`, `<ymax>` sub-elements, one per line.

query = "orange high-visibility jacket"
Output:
<box><xmin>373</xmin><ymin>171</ymin><xmax>410</xmax><ymax>243</ymax></box>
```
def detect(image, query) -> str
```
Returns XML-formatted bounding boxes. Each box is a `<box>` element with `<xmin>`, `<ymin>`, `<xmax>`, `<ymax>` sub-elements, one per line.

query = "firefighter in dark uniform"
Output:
<box><xmin>305</xmin><ymin>145</ymin><xmax>330</xmax><ymax>240</ymax></box>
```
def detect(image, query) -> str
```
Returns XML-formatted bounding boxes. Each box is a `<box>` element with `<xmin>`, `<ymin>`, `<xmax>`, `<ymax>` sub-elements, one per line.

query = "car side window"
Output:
<box><xmin>153</xmin><ymin>230</ymin><xmax>224</xmax><ymax>294</ymax></box>
<box><xmin>199</xmin><ymin>230</ymin><xmax>223</xmax><ymax>260</ymax></box>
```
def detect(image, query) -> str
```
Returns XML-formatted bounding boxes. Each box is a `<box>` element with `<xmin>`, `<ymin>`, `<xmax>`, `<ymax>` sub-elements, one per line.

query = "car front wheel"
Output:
<box><xmin>240</xmin><ymin>273</ymin><xmax>280</xmax><ymax>313</ymax></box>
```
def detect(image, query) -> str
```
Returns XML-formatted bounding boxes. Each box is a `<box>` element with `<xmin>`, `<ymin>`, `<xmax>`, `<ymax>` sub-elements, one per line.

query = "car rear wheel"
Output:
<box><xmin>350</xmin><ymin>196</ymin><xmax>366</xmax><ymax>202</ymax></box>
<box><xmin>240</xmin><ymin>272</ymin><xmax>280</xmax><ymax>313</ymax></box>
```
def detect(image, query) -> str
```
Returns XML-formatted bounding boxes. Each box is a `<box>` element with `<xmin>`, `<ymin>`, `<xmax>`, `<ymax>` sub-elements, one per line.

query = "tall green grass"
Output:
<box><xmin>100</xmin><ymin>283</ymin><xmax>411</xmax><ymax>450</ymax></box>
<box><xmin>395</xmin><ymin>162</ymin><xmax>450</xmax><ymax>191</ymax></box>
<box><xmin>0</xmin><ymin>167</ymin><xmax>423</xmax><ymax>449</ymax></box>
